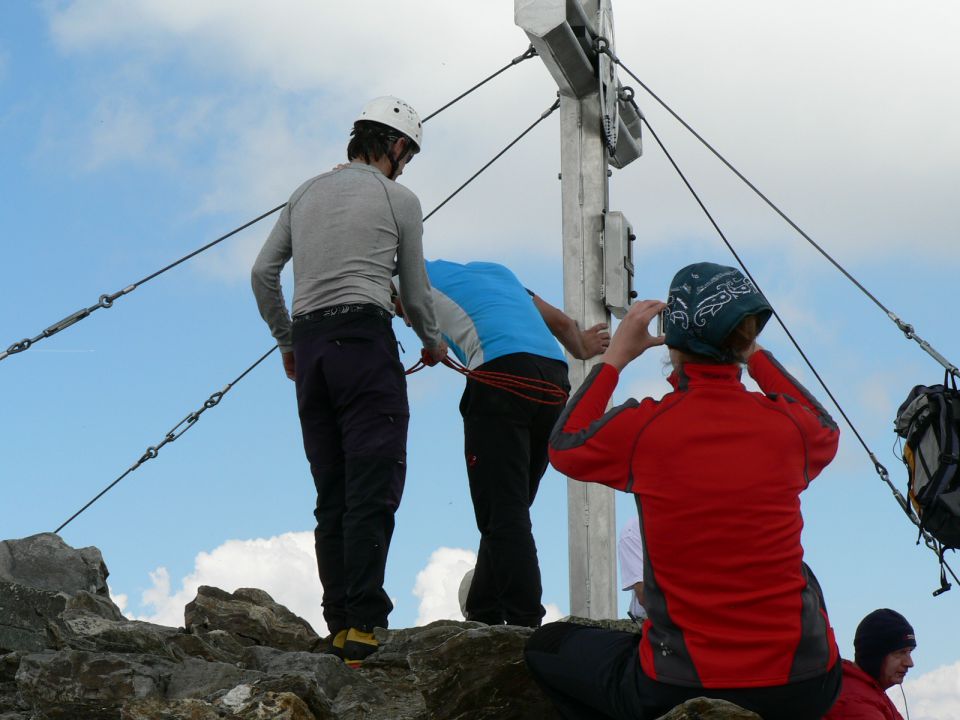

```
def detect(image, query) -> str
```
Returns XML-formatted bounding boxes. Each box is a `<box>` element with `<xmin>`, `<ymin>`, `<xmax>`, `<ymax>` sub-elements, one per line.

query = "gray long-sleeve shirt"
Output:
<box><xmin>251</xmin><ymin>162</ymin><xmax>441</xmax><ymax>353</ymax></box>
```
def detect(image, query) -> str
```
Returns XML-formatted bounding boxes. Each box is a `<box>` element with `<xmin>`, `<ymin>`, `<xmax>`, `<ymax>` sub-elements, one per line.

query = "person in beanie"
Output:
<box><xmin>525</xmin><ymin>262</ymin><xmax>842</xmax><ymax>720</ymax></box>
<box><xmin>824</xmin><ymin>609</ymin><xmax>916</xmax><ymax>720</ymax></box>
<box><xmin>251</xmin><ymin>96</ymin><xmax>447</xmax><ymax>667</ymax></box>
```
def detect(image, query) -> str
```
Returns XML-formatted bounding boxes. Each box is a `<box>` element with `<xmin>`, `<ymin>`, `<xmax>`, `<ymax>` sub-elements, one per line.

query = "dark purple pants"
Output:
<box><xmin>293</xmin><ymin>310</ymin><xmax>408</xmax><ymax>633</ymax></box>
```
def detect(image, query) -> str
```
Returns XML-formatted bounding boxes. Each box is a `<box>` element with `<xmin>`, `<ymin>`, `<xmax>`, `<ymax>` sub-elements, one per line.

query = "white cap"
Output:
<box><xmin>356</xmin><ymin>96</ymin><xmax>423</xmax><ymax>151</ymax></box>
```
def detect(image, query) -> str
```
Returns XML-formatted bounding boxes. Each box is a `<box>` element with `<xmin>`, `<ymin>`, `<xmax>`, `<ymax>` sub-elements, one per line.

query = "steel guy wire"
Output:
<box><xmin>50</xmin><ymin>99</ymin><xmax>559</xmax><ymax>532</ymax></box>
<box><xmin>424</xmin><ymin>97</ymin><xmax>560</xmax><ymax>222</ymax></box>
<box><xmin>594</xmin><ymin>38</ymin><xmax>958</xmax><ymax>381</ymax></box>
<box><xmin>3</xmin><ymin>49</ymin><xmax>538</xmax><ymax>364</ymax></box>
<box><xmin>53</xmin><ymin>345</ymin><xmax>278</xmax><ymax>534</ymax></box>
<box><xmin>0</xmin><ymin>204</ymin><xmax>287</xmax><ymax>364</ymax></box>
<box><xmin>640</xmin><ymin>111</ymin><xmax>957</xmax><ymax>591</ymax></box>
<box><xmin>422</xmin><ymin>45</ymin><xmax>537</xmax><ymax>122</ymax></box>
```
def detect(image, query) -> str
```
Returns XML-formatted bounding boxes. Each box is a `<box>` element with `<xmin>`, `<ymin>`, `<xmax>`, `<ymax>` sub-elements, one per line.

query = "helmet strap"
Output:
<box><xmin>386</xmin><ymin>137</ymin><xmax>405</xmax><ymax>180</ymax></box>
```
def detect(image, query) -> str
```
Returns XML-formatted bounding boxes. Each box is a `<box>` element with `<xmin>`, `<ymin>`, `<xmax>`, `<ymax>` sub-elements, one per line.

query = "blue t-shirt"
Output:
<box><xmin>425</xmin><ymin>260</ymin><xmax>566</xmax><ymax>370</ymax></box>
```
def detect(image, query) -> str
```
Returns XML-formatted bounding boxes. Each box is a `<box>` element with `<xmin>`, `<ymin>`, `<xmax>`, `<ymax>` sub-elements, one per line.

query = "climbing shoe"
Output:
<box><xmin>343</xmin><ymin>628</ymin><xmax>378</xmax><ymax>668</ymax></box>
<box><xmin>317</xmin><ymin>629</ymin><xmax>347</xmax><ymax>658</ymax></box>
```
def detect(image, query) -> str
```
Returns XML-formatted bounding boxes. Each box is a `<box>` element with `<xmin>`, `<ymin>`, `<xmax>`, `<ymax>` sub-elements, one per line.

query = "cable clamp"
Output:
<box><xmin>541</xmin><ymin>97</ymin><xmax>561</xmax><ymax>118</ymax></box>
<box><xmin>514</xmin><ymin>45</ymin><xmax>538</xmax><ymax>64</ymax></box>
<box><xmin>6</xmin><ymin>339</ymin><xmax>32</xmax><ymax>355</ymax></box>
<box><xmin>204</xmin><ymin>391</ymin><xmax>225</xmax><ymax>409</ymax></box>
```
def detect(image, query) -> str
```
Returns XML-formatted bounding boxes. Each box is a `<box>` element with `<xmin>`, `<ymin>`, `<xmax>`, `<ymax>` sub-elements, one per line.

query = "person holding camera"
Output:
<box><xmin>525</xmin><ymin>262</ymin><xmax>842</xmax><ymax>720</ymax></box>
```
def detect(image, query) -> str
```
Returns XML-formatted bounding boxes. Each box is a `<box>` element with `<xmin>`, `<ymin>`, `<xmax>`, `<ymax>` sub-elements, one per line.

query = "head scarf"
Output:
<box><xmin>664</xmin><ymin>262</ymin><xmax>772</xmax><ymax>362</ymax></box>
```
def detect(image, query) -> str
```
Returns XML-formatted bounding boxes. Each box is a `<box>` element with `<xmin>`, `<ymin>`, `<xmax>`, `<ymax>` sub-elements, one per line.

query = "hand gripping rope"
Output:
<box><xmin>405</xmin><ymin>352</ymin><xmax>569</xmax><ymax>406</ymax></box>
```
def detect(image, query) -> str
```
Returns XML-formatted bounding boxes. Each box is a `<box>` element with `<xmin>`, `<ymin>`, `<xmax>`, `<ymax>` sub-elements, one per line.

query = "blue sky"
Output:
<box><xmin>2</xmin><ymin>2</ymin><xmax>958</xmax><ymax>715</ymax></box>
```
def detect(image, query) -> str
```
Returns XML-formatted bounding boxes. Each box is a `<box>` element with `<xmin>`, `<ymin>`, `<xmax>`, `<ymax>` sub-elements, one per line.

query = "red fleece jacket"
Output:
<box><xmin>550</xmin><ymin>351</ymin><xmax>840</xmax><ymax>688</ymax></box>
<box><xmin>824</xmin><ymin>660</ymin><xmax>904</xmax><ymax>720</ymax></box>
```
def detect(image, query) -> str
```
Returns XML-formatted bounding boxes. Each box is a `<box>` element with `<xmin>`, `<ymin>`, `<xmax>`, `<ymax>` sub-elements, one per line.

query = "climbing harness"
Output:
<box><xmin>405</xmin><ymin>352</ymin><xmax>568</xmax><ymax>406</ymax></box>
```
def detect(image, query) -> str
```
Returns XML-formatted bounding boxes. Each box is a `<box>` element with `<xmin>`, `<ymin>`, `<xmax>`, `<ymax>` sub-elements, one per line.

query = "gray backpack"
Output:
<box><xmin>894</xmin><ymin>374</ymin><xmax>960</xmax><ymax>550</ymax></box>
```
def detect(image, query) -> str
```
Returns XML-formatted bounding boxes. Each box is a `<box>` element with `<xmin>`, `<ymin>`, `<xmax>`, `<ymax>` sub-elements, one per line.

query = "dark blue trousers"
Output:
<box><xmin>293</xmin><ymin>310</ymin><xmax>408</xmax><ymax>633</ymax></box>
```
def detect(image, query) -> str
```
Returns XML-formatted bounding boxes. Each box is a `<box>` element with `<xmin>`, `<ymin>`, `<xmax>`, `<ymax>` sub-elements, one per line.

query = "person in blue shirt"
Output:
<box><xmin>397</xmin><ymin>259</ymin><xmax>609</xmax><ymax>626</ymax></box>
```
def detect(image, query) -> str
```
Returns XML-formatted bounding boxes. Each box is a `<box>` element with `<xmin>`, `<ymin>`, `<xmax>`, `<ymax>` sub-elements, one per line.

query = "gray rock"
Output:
<box><xmin>0</xmin><ymin>535</ymin><xmax>766</xmax><ymax>720</ymax></box>
<box><xmin>657</xmin><ymin>696</ymin><xmax>762</xmax><ymax>719</ymax></box>
<box><xmin>54</xmin><ymin>609</ymin><xmax>184</xmax><ymax>657</ymax></box>
<box><xmin>0</xmin><ymin>581</ymin><xmax>67</xmax><ymax>653</ymax></box>
<box><xmin>169</xmin><ymin>628</ymin><xmax>249</xmax><ymax>664</ymax></box>
<box><xmin>120</xmin><ymin>697</ymin><xmax>226</xmax><ymax>720</ymax></box>
<box><xmin>65</xmin><ymin>589</ymin><xmax>126</xmax><ymax>622</ymax></box>
<box><xmin>166</xmin><ymin>657</ymin><xmax>262</xmax><ymax>700</ymax></box>
<box><xmin>246</xmin><ymin>674</ymin><xmax>336</xmax><ymax>719</ymax></box>
<box><xmin>185</xmin><ymin>586</ymin><xmax>321</xmax><ymax>652</ymax></box>
<box><xmin>408</xmin><ymin>624</ymin><xmax>552</xmax><ymax>720</ymax></box>
<box><xmin>16</xmin><ymin>650</ymin><xmax>176</xmax><ymax>719</ymax></box>
<box><xmin>0</xmin><ymin>533</ymin><xmax>112</xmax><ymax>597</ymax></box>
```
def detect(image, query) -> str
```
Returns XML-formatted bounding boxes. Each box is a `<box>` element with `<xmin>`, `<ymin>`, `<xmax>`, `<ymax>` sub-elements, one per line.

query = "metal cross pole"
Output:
<box><xmin>516</xmin><ymin>0</ymin><xmax>642</xmax><ymax>619</ymax></box>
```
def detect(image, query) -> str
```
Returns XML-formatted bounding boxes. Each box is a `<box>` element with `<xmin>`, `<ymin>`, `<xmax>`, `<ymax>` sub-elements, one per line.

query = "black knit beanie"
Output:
<box><xmin>853</xmin><ymin>608</ymin><xmax>917</xmax><ymax>681</ymax></box>
<box><xmin>664</xmin><ymin>262</ymin><xmax>772</xmax><ymax>362</ymax></box>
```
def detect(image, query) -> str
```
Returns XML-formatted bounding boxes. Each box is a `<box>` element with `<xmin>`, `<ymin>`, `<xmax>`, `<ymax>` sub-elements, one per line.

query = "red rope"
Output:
<box><xmin>405</xmin><ymin>354</ymin><xmax>569</xmax><ymax>405</ymax></box>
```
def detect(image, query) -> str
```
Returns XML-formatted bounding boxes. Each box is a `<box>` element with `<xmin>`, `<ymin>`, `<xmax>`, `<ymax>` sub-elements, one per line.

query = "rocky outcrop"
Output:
<box><xmin>0</xmin><ymin>534</ymin><xmax>759</xmax><ymax>719</ymax></box>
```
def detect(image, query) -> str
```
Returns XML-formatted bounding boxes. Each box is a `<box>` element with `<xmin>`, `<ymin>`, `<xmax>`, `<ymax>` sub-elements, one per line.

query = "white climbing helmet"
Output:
<box><xmin>356</xmin><ymin>96</ymin><xmax>423</xmax><ymax>152</ymax></box>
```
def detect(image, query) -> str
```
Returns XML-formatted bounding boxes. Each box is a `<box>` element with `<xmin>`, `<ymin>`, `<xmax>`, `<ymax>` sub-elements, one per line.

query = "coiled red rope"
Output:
<box><xmin>405</xmin><ymin>352</ymin><xmax>569</xmax><ymax>406</ymax></box>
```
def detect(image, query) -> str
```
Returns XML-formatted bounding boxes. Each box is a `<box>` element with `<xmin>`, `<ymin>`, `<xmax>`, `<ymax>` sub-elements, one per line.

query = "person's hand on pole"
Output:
<box><xmin>580</xmin><ymin>322</ymin><xmax>611</xmax><ymax>358</ymax></box>
<box><xmin>601</xmin><ymin>300</ymin><xmax>667</xmax><ymax>372</ymax></box>
<box><xmin>421</xmin><ymin>340</ymin><xmax>449</xmax><ymax>366</ymax></box>
<box><xmin>282</xmin><ymin>350</ymin><xmax>296</xmax><ymax>381</ymax></box>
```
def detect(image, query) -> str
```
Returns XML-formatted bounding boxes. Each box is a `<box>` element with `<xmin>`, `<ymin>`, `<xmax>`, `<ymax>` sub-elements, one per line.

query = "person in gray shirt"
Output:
<box><xmin>251</xmin><ymin>96</ymin><xmax>447</xmax><ymax>667</ymax></box>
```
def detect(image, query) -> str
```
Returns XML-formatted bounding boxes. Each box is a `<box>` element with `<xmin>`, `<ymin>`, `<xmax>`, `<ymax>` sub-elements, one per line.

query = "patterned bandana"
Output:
<box><xmin>664</xmin><ymin>262</ymin><xmax>772</xmax><ymax>362</ymax></box>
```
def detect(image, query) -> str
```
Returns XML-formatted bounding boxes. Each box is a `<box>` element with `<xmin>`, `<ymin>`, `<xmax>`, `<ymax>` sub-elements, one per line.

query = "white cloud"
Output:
<box><xmin>126</xmin><ymin>536</ymin><xmax>558</xmax><ymax>639</ymax></box>
<box><xmin>39</xmin><ymin>1</ymin><xmax>960</xmax><ymax>277</ymax></box>
<box><xmin>413</xmin><ymin>547</ymin><xmax>476</xmax><ymax>625</ymax></box>
<box><xmin>108</xmin><ymin>585</ymin><xmax>128</xmax><ymax>614</ymax></box>
<box><xmin>890</xmin><ymin>661</ymin><xmax>960</xmax><ymax>720</ymax></box>
<box><xmin>412</xmin><ymin>547</ymin><xmax>565</xmax><ymax>627</ymax></box>
<box><xmin>543</xmin><ymin>603</ymin><xmax>564</xmax><ymax>623</ymax></box>
<box><xmin>84</xmin><ymin>97</ymin><xmax>157</xmax><ymax>170</ymax></box>
<box><xmin>131</xmin><ymin>531</ymin><xmax>326</xmax><ymax>635</ymax></box>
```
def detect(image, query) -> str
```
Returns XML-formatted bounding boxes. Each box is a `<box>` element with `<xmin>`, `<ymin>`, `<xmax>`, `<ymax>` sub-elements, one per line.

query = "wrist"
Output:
<box><xmin>601</xmin><ymin>347</ymin><xmax>631</xmax><ymax>372</ymax></box>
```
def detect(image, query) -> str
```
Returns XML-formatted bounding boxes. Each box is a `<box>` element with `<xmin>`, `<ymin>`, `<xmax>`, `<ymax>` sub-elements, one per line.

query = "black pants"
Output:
<box><xmin>525</xmin><ymin>622</ymin><xmax>842</xmax><ymax>720</ymax></box>
<box><xmin>293</xmin><ymin>311</ymin><xmax>408</xmax><ymax>633</ymax></box>
<box><xmin>460</xmin><ymin>353</ymin><xmax>570</xmax><ymax>627</ymax></box>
